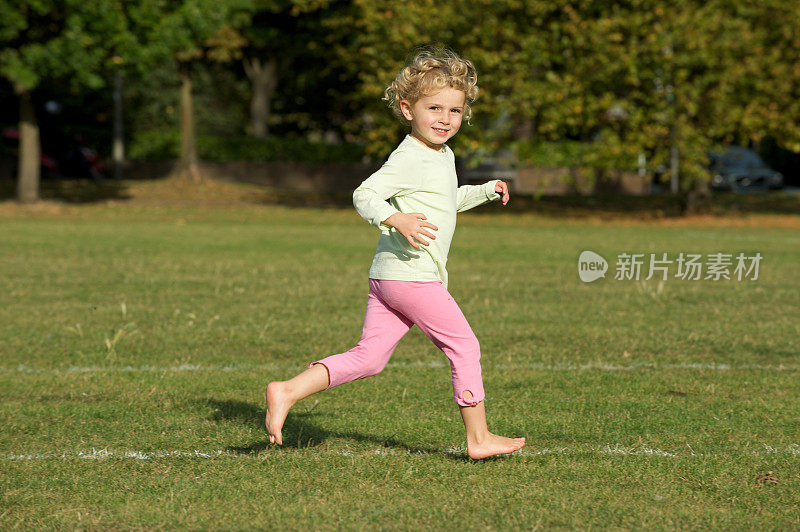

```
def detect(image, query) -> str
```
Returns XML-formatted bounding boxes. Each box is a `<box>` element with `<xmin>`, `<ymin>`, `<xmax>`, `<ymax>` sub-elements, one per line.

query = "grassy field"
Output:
<box><xmin>1</xmin><ymin>180</ymin><xmax>799</xmax><ymax>529</ymax></box>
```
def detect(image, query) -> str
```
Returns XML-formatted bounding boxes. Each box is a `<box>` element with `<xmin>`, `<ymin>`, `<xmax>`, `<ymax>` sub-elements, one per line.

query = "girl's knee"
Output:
<box><xmin>363</xmin><ymin>359</ymin><xmax>390</xmax><ymax>378</ymax></box>
<box><xmin>458</xmin><ymin>337</ymin><xmax>482</xmax><ymax>364</ymax></box>
<box><xmin>443</xmin><ymin>335</ymin><xmax>481</xmax><ymax>361</ymax></box>
<box><xmin>350</xmin><ymin>347</ymin><xmax>393</xmax><ymax>379</ymax></box>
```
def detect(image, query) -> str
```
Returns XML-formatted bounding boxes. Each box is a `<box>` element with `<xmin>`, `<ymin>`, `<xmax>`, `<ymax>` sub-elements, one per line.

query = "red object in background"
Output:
<box><xmin>2</xmin><ymin>127</ymin><xmax>106</xmax><ymax>180</ymax></box>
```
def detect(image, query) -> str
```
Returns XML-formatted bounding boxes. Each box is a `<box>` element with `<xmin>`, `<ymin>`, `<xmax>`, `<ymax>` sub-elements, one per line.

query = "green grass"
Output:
<box><xmin>1</xmin><ymin>198</ymin><xmax>799</xmax><ymax>529</ymax></box>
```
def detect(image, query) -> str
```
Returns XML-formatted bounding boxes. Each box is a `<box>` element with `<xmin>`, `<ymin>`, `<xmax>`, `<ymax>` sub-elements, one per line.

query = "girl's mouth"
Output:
<box><xmin>433</xmin><ymin>127</ymin><xmax>449</xmax><ymax>136</ymax></box>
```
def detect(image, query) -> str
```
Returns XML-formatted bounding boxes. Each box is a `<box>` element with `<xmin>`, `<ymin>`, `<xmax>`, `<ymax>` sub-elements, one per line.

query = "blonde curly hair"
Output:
<box><xmin>383</xmin><ymin>48</ymin><xmax>479</xmax><ymax>124</ymax></box>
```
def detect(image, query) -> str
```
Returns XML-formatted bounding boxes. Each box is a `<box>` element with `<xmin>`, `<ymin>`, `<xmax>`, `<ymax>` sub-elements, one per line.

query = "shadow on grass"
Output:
<box><xmin>247</xmin><ymin>187</ymin><xmax>353</xmax><ymax>210</ymax></box>
<box><xmin>246</xmin><ymin>186</ymin><xmax>800</xmax><ymax>218</ymax></box>
<box><xmin>203</xmin><ymin>398</ymin><xmax>468</xmax><ymax>460</ymax></box>
<box><xmin>467</xmin><ymin>190</ymin><xmax>800</xmax><ymax>218</ymax></box>
<box><xmin>0</xmin><ymin>177</ymin><xmax>132</xmax><ymax>203</ymax></box>
<box><xmin>4</xmin><ymin>168</ymin><xmax>797</xmax><ymax>217</ymax></box>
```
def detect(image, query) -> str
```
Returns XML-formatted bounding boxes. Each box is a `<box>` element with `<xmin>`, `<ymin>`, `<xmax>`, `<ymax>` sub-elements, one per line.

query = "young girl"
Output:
<box><xmin>265</xmin><ymin>49</ymin><xmax>526</xmax><ymax>459</ymax></box>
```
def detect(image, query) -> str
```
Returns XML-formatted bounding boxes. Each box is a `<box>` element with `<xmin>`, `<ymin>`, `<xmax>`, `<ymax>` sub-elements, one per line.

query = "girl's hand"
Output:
<box><xmin>495</xmin><ymin>181</ymin><xmax>510</xmax><ymax>205</ymax></box>
<box><xmin>383</xmin><ymin>212</ymin><xmax>438</xmax><ymax>250</ymax></box>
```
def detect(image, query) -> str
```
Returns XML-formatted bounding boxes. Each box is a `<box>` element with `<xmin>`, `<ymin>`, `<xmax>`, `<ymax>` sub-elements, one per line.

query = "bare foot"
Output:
<box><xmin>265</xmin><ymin>381</ymin><xmax>293</xmax><ymax>445</ymax></box>
<box><xmin>467</xmin><ymin>433</ymin><xmax>526</xmax><ymax>460</ymax></box>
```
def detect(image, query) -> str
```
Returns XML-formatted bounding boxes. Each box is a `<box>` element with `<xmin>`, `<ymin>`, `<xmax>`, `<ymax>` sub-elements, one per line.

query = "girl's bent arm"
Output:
<box><xmin>381</xmin><ymin>212</ymin><xmax>438</xmax><ymax>249</ymax></box>
<box><xmin>353</xmin><ymin>151</ymin><xmax>422</xmax><ymax>228</ymax></box>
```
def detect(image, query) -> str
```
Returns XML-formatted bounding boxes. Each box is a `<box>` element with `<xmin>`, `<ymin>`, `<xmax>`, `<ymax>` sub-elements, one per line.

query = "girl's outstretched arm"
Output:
<box><xmin>455</xmin><ymin>179</ymin><xmax>506</xmax><ymax>212</ymax></box>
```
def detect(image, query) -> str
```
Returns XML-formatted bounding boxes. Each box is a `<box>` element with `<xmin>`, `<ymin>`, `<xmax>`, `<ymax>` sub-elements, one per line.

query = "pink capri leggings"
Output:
<box><xmin>309</xmin><ymin>278</ymin><xmax>485</xmax><ymax>407</ymax></box>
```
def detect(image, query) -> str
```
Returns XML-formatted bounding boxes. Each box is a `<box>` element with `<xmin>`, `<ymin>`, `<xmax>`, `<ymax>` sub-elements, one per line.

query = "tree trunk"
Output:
<box><xmin>244</xmin><ymin>57</ymin><xmax>278</xmax><ymax>139</ymax></box>
<box><xmin>16</xmin><ymin>88</ymin><xmax>40</xmax><ymax>203</ymax></box>
<box><xmin>669</xmin><ymin>142</ymin><xmax>679</xmax><ymax>194</ymax></box>
<box><xmin>112</xmin><ymin>71</ymin><xmax>125</xmax><ymax>180</ymax></box>
<box><xmin>681</xmin><ymin>177</ymin><xmax>711</xmax><ymax>215</ymax></box>
<box><xmin>179</xmin><ymin>61</ymin><xmax>200</xmax><ymax>181</ymax></box>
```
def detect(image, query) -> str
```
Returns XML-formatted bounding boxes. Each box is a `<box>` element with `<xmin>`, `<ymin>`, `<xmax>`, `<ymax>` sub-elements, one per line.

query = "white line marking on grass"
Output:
<box><xmin>1</xmin><ymin>449</ymin><xmax>232</xmax><ymax>461</ymax></box>
<box><xmin>494</xmin><ymin>362</ymin><xmax>800</xmax><ymax>371</ymax></box>
<box><xmin>2</xmin><ymin>444</ymin><xmax>798</xmax><ymax>461</ymax></box>
<box><xmin>4</xmin><ymin>363</ymin><xmax>285</xmax><ymax>375</ymax></box>
<box><xmin>599</xmin><ymin>444</ymin><xmax>678</xmax><ymax>458</ymax></box>
<box><xmin>3</xmin><ymin>361</ymin><xmax>798</xmax><ymax>376</ymax></box>
<box><xmin>762</xmin><ymin>444</ymin><xmax>800</xmax><ymax>456</ymax></box>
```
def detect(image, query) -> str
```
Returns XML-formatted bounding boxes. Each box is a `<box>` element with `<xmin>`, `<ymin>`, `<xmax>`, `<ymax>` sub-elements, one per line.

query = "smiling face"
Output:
<box><xmin>400</xmin><ymin>87</ymin><xmax>466</xmax><ymax>151</ymax></box>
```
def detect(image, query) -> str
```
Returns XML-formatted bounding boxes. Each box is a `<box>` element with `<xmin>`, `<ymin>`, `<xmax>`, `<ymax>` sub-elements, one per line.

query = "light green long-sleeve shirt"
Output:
<box><xmin>352</xmin><ymin>134</ymin><xmax>500</xmax><ymax>289</ymax></box>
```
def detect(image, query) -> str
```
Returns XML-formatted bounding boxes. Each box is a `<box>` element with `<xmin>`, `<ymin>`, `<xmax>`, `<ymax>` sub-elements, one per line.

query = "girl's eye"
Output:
<box><xmin>452</xmin><ymin>109</ymin><xmax>462</xmax><ymax>113</ymax></box>
<box><xmin>429</xmin><ymin>106</ymin><xmax>439</xmax><ymax>111</ymax></box>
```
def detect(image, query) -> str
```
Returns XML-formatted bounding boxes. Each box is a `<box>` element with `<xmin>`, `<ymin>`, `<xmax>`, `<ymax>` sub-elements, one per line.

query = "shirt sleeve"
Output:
<box><xmin>352</xmin><ymin>151</ymin><xmax>422</xmax><ymax>228</ymax></box>
<box><xmin>456</xmin><ymin>179</ymin><xmax>501</xmax><ymax>213</ymax></box>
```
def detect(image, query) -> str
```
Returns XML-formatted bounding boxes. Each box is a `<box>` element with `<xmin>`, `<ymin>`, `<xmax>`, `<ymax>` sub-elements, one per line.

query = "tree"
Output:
<box><xmin>236</xmin><ymin>0</ymin><xmax>358</xmax><ymax>139</ymax></box>
<box><xmin>142</xmin><ymin>0</ymin><xmax>246</xmax><ymax>181</ymax></box>
<box><xmin>240</xmin><ymin>3</ymin><xmax>292</xmax><ymax>139</ymax></box>
<box><xmin>0</xmin><ymin>1</ymin><xmax>126</xmax><ymax>202</ymax></box>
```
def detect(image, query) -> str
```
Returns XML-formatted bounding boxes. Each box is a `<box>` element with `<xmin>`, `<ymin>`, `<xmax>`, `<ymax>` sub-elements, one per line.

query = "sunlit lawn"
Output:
<box><xmin>1</xmin><ymin>186</ymin><xmax>798</xmax><ymax>529</ymax></box>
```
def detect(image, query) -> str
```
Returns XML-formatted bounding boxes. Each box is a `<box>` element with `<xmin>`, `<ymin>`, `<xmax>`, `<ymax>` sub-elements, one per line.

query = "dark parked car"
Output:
<box><xmin>456</xmin><ymin>150</ymin><xmax>518</xmax><ymax>191</ymax></box>
<box><xmin>709</xmin><ymin>146</ymin><xmax>783</xmax><ymax>191</ymax></box>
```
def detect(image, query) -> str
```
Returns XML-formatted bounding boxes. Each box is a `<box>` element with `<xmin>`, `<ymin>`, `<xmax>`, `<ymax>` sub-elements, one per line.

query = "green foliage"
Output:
<box><xmin>0</xmin><ymin>0</ymin><xmax>127</xmax><ymax>92</ymax></box>
<box><xmin>515</xmin><ymin>140</ymin><xmax>593</xmax><ymax>168</ymax></box>
<box><xmin>123</xmin><ymin>60</ymin><xmax>249</xmax><ymax>138</ymax></box>
<box><xmin>4</xmin><ymin>0</ymin><xmax>800</xmax><ymax>197</ymax></box>
<box><xmin>129</xmin><ymin>129</ymin><xmax>365</xmax><ymax>163</ymax></box>
<box><xmin>340</xmin><ymin>0</ymin><xmax>800</xmax><ymax>191</ymax></box>
<box><xmin>128</xmin><ymin>0</ymin><xmax>243</xmax><ymax>68</ymax></box>
<box><xmin>127</xmin><ymin>129</ymin><xmax>181</xmax><ymax>160</ymax></box>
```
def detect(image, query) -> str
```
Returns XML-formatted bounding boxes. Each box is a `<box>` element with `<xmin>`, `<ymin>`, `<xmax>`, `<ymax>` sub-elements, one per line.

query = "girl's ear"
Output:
<box><xmin>399</xmin><ymin>100</ymin><xmax>414</xmax><ymax>121</ymax></box>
